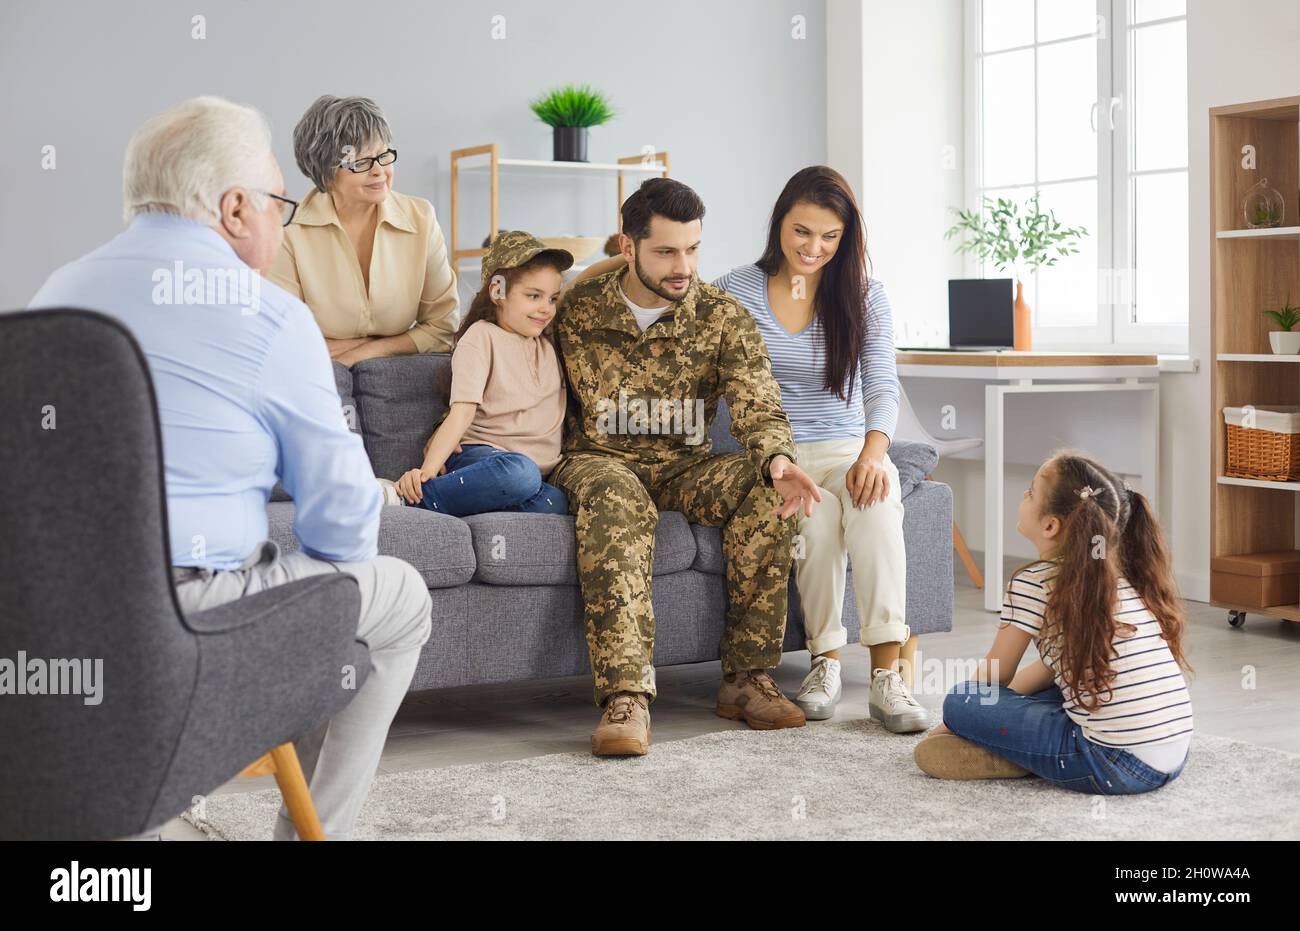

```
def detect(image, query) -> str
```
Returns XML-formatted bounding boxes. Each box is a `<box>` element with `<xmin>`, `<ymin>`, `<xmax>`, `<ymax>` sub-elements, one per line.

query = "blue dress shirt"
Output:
<box><xmin>28</xmin><ymin>212</ymin><xmax>381</xmax><ymax>570</ymax></box>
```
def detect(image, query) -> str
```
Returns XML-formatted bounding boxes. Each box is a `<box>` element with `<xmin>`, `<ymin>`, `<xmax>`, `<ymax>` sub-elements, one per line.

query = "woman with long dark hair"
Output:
<box><xmin>710</xmin><ymin>166</ymin><xmax>920</xmax><ymax>730</ymax></box>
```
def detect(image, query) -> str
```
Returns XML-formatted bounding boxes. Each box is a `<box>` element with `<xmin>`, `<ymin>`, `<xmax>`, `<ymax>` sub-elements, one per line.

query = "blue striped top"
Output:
<box><xmin>711</xmin><ymin>263</ymin><xmax>900</xmax><ymax>444</ymax></box>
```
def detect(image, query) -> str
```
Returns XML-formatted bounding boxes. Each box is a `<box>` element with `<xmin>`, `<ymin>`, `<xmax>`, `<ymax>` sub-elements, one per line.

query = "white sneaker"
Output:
<box><xmin>795</xmin><ymin>655</ymin><xmax>842</xmax><ymax>721</ymax></box>
<box><xmin>377</xmin><ymin>478</ymin><xmax>405</xmax><ymax>507</ymax></box>
<box><xmin>869</xmin><ymin>667</ymin><xmax>930</xmax><ymax>733</ymax></box>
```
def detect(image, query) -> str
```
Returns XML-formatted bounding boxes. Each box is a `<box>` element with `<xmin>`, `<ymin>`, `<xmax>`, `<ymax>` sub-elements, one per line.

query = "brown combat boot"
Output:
<box><xmin>716</xmin><ymin>669</ymin><xmax>806</xmax><ymax>730</ymax></box>
<box><xmin>591</xmin><ymin>691</ymin><xmax>651</xmax><ymax>756</ymax></box>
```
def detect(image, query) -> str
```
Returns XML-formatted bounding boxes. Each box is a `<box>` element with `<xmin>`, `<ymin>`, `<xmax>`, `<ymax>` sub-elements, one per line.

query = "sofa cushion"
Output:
<box><xmin>265</xmin><ymin>500</ymin><xmax>475</xmax><ymax>589</ymax></box>
<box><xmin>352</xmin><ymin>354</ymin><xmax>452</xmax><ymax>481</ymax></box>
<box><xmin>689</xmin><ymin>523</ymin><xmax>726</xmax><ymax>577</ymax></box>
<box><xmin>271</xmin><ymin>361</ymin><xmax>360</xmax><ymax>502</ymax></box>
<box><xmin>707</xmin><ymin>397</ymin><xmax>936</xmax><ymax>497</ymax></box>
<box><xmin>464</xmin><ymin>510</ymin><xmax>697</xmax><ymax>585</ymax></box>
<box><xmin>455</xmin><ymin>570</ymin><xmax>722</xmax><ymax>689</ymax></box>
<box><xmin>885</xmin><ymin>439</ymin><xmax>939</xmax><ymax>496</ymax></box>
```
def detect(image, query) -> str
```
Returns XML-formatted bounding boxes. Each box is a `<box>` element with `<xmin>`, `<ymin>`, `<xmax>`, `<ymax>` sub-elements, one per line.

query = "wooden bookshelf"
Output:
<box><xmin>1209</xmin><ymin>95</ymin><xmax>1300</xmax><ymax>627</ymax></box>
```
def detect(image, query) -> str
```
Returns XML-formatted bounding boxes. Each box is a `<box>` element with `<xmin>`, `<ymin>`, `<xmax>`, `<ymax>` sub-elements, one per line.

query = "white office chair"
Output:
<box><xmin>895</xmin><ymin>384</ymin><xmax>985</xmax><ymax>589</ymax></box>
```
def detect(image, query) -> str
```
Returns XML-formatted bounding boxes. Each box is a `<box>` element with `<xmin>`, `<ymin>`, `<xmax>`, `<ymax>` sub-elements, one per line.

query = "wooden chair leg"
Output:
<box><xmin>240</xmin><ymin>743</ymin><xmax>325</xmax><ymax>841</ymax></box>
<box><xmin>952</xmin><ymin>521</ymin><xmax>984</xmax><ymax>589</ymax></box>
<box><xmin>898</xmin><ymin>635</ymin><xmax>919</xmax><ymax>690</ymax></box>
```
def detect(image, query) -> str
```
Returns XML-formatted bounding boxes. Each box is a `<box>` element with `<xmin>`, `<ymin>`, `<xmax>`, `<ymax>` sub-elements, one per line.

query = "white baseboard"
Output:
<box><xmin>1177</xmin><ymin>570</ymin><xmax>1211</xmax><ymax>605</ymax></box>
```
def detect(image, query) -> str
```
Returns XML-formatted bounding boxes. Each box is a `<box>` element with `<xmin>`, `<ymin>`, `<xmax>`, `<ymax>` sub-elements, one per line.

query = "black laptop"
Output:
<box><xmin>898</xmin><ymin>278</ymin><xmax>1015</xmax><ymax>351</ymax></box>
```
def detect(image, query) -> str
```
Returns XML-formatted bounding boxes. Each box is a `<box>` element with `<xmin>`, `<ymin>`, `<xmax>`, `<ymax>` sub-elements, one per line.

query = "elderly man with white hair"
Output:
<box><xmin>28</xmin><ymin>96</ymin><xmax>433</xmax><ymax>841</ymax></box>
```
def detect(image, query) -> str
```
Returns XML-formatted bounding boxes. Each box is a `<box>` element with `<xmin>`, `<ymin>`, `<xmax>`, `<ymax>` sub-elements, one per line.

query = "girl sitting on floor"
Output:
<box><xmin>913</xmin><ymin>450</ymin><xmax>1194</xmax><ymax>795</ymax></box>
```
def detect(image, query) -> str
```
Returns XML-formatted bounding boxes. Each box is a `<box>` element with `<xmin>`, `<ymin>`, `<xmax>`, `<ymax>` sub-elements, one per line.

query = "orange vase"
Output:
<box><xmin>1013</xmin><ymin>279</ymin><xmax>1033</xmax><ymax>351</ymax></box>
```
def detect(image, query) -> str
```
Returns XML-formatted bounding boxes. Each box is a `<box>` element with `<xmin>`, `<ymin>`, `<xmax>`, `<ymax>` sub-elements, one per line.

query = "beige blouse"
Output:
<box><xmin>449</xmin><ymin>320</ymin><xmax>567</xmax><ymax>476</ymax></box>
<box><xmin>268</xmin><ymin>188</ymin><xmax>460</xmax><ymax>353</ymax></box>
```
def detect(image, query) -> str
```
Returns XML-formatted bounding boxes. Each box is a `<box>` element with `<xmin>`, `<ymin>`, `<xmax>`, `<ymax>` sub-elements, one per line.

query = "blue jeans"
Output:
<box><xmin>408</xmin><ymin>443</ymin><xmax>568</xmax><ymax>517</ymax></box>
<box><xmin>942</xmin><ymin>680</ymin><xmax>1187</xmax><ymax>795</ymax></box>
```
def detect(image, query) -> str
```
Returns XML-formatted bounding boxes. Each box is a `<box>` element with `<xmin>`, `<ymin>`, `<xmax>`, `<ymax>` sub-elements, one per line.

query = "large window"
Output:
<box><xmin>965</xmin><ymin>0</ymin><xmax>1188</xmax><ymax>351</ymax></box>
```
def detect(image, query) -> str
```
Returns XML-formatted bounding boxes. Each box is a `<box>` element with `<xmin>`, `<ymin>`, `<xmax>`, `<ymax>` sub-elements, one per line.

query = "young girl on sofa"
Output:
<box><xmin>914</xmin><ymin>450</ymin><xmax>1194</xmax><ymax>795</ymax></box>
<box><xmin>381</xmin><ymin>231</ymin><xmax>582</xmax><ymax>517</ymax></box>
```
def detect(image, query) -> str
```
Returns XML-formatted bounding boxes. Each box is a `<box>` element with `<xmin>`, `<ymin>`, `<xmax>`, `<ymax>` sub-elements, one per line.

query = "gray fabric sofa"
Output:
<box><xmin>267</xmin><ymin>355</ymin><xmax>954</xmax><ymax>693</ymax></box>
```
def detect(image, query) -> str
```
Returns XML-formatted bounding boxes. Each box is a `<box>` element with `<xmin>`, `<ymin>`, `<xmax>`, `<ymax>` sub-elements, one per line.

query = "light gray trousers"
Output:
<box><xmin>172</xmin><ymin>540</ymin><xmax>432</xmax><ymax>840</ymax></box>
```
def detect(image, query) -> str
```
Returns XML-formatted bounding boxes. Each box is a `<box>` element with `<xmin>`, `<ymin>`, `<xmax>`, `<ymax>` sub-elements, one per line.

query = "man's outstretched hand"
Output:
<box><xmin>769</xmin><ymin>455</ymin><xmax>821</xmax><ymax>519</ymax></box>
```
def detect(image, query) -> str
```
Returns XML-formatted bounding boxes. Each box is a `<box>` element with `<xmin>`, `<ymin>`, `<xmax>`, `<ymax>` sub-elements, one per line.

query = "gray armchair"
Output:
<box><xmin>0</xmin><ymin>308</ymin><xmax>371</xmax><ymax>840</ymax></box>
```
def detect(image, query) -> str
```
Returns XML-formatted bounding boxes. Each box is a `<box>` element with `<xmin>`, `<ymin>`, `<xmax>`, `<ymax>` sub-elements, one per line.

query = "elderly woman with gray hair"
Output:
<box><xmin>268</xmin><ymin>95</ymin><xmax>459</xmax><ymax>364</ymax></box>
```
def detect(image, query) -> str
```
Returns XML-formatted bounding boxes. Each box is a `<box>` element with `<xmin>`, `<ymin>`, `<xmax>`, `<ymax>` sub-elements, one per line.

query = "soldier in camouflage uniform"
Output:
<box><xmin>550</xmin><ymin>178</ymin><xmax>823</xmax><ymax>755</ymax></box>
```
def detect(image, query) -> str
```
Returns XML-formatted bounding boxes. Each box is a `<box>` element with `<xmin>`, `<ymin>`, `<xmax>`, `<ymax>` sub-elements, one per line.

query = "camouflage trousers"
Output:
<box><xmin>551</xmin><ymin>450</ymin><xmax>797</xmax><ymax>706</ymax></box>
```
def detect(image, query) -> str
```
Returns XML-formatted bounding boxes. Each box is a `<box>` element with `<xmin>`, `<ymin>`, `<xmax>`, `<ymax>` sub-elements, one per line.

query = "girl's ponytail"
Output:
<box><xmin>1043</xmin><ymin>475</ymin><xmax>1122</xmax><ymax>711</ymax></box>
<box><xmin>1120</xmin><ymin>487</ymin><xmax>1193</xmax><ymax>674</ymax></box>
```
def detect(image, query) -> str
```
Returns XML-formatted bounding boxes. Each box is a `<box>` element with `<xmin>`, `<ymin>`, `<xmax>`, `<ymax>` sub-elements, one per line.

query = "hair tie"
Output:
<box><xmin>1077</xmin><ymin>485</ymin><xmax>1099</xmax><ymax>501</ymax></box>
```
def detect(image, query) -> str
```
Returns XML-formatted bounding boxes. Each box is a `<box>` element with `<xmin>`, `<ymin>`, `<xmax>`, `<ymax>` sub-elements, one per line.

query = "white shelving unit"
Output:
<box><xmin>1215</xmin><ymin>226</ymin><xmax>1300</xmax><ymax>240</ymax></box>
<box><xmin>1218</xmin><ymin>354</ymin><xmax>1300</xmax><ymax>362</ymax></box>
<box><xmin>459</xmin><ymin>157</ymin><xmax>668</xmax><ymax>174</ymax></box>
<box><xmin>447</xmin><ymin>142</ymin><xmax>671</xmax><ymax>270</ymax></box>
<box><xmin>1217</xmin><ymin>475</ymin><xmax>1300</xmax><ymax>491</ymax></box>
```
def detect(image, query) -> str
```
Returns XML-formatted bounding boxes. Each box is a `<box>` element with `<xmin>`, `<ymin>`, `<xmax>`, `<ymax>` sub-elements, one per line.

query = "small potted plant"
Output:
<box><xmin>1264</xmin><ymin>297</ymin><xmax>1300</xmax><ymax>354</ymax></box>
<box><xmin>944</xmin><ymin>193</ymin><xmax>1088</xmax><ymax>351</ymax></box>
<box><xmin>529</xmin><ymin>84</ymin><xmax>615</xmax><ymax>163</ymax></box>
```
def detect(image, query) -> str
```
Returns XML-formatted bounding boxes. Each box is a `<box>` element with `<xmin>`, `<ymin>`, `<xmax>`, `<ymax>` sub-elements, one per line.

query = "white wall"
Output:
<box><xmin>826</xmin><ymin>0</ymin><xmax>865</xmax><ymax>204</ymax></box>
<box><xmin>828</xmin><ymin>0</ymin><xmax>965</xmax><ymax>341</ymax></box>
<box><xmin>0</xmin><ymin>0</ymin><xmax>827</xmax><ymax>309</ymax></box>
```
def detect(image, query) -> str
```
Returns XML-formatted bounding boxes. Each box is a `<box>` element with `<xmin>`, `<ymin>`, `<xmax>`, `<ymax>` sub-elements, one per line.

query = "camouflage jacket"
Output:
<box><xmin>556</xmin><ymin>268</ymin><xmax>796</xmax><ymax>480</ymax></box>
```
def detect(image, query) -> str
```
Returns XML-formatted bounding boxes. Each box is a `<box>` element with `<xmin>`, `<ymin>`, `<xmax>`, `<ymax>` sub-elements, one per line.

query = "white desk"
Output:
<box><xmin>897</xmin><ymin>351</ymin><xmax>1161</xmax><ymax>612</ymax></box>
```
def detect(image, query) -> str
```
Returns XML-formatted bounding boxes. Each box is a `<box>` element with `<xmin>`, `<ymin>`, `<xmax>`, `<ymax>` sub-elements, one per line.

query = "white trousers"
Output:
<box><xmin>173</xmin><ymin>540</ymin><xmax>432</xmax><ymax>840</ymax></box>
<box><xmin>793</xmin><ymin>438</ymin><xmax>908</xmax><ymax>655</ymax></box>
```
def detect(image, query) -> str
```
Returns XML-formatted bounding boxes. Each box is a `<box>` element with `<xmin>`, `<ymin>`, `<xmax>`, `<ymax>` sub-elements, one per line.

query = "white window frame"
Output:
<box><xmin>962</xmin><ymin>0</ymin><xmax>1189</xmax><ymax>353</ymax></box>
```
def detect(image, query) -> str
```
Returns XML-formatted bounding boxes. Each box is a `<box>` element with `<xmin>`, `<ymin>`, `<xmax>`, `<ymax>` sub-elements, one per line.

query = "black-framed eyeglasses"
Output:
<box><xmin>261</xmin><ymin>192</ymin><xmax>298</xmax><ymax>226</ymax></box>
<box><xmin>339</xmin><ymin>148</ymin><xmax>397</xmax><ymax>173</ymax></box>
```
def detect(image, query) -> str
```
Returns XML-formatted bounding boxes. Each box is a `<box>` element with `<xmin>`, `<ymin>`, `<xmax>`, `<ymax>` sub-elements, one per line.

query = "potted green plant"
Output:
<box><xmin>1264</xmin><ymin>297</ymin><xmax>1300</xmax><ymax>354</ymax></box>
<box><xmin>944</xmin><ymin>193</ymin><xmax>1088</xmax><ymax>350</ymax></box>
<box><xmin>529</xmin><ymin>84</ymin><xmax>615</xmax><ymax>163</ymax></box>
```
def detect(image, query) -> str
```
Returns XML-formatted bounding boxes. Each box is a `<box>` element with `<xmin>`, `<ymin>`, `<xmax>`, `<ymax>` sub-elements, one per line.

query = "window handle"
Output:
<box><xmin>1090</xmin><ymin>101</ymin><xmax>1099</xmax><ymax>132</ymax></box>
<box><xmin>1108</xmin><ymin>96</ymin><xmax>1123</xmax><ymax>131</ymax></box>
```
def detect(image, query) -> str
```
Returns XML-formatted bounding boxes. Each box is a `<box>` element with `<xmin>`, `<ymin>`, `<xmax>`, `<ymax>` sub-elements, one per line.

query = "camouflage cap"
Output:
<box><xmin>481</xmin><ymin>230</ymin><xmax>575</xmax><ymax>289</ymax></box>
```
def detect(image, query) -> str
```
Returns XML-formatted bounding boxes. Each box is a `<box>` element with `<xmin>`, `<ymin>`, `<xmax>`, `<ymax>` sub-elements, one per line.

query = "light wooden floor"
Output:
<box><xmin>161</xmin><ymin>556</ymin><xmax>1300</xmax><ymax>838</ymax></box>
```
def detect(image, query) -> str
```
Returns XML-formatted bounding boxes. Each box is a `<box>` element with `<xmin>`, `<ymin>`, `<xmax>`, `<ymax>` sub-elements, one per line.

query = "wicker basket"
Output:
<box><xmin>1223</xmin><ymin>406</ymin><xmax>1300</xmax><ymax>481</ymax></box>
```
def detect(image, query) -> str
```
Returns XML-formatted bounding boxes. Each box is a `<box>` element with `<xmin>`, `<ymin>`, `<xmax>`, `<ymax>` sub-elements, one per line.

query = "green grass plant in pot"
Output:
<box><xmin>530</xmin><ymin>84</ymin><xmax>615</xmax><ymax>163</ymax></box>
<box><xmin>1264</xmin><ymin>297</ymin><xmax>1300</xmax><ymax>354</ymax></box>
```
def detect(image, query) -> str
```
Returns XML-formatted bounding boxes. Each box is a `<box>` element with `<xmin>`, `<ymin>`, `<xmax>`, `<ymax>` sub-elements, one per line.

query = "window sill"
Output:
<box><xmin>1029</xmin><ymin>342</ymin><xmax>1197</xmax><ymax>372</ymax></box>
<box><xmin>1156</xmin><ymin>354</ymin><xmax>1198</xmax><ymax>373</ymax></box>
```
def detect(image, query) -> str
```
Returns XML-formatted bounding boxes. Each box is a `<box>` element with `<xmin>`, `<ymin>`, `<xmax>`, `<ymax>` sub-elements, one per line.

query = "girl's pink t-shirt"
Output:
<box><xmin>449</xmin><ymin>320</ymin><xmax>566</xmax><ymax>475</ymax></box>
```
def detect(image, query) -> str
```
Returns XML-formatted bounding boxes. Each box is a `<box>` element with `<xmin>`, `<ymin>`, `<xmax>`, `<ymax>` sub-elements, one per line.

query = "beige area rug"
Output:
<box><xmin>184</xmin><ymin>722</ymin><xmax>1300</xmax><ymax>840</ymax></box>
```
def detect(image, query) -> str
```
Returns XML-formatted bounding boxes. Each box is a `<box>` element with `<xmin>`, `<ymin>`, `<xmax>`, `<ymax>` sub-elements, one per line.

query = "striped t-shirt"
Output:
<box><xmin>711</xmin><ymin>264</ymin><xmax>900</xmax><ymax>444</ymax></box>
<box><xmin>1001</xmin><ymin>560</ymin><xmax>1193</xmax><ymax>768</ymax></box>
